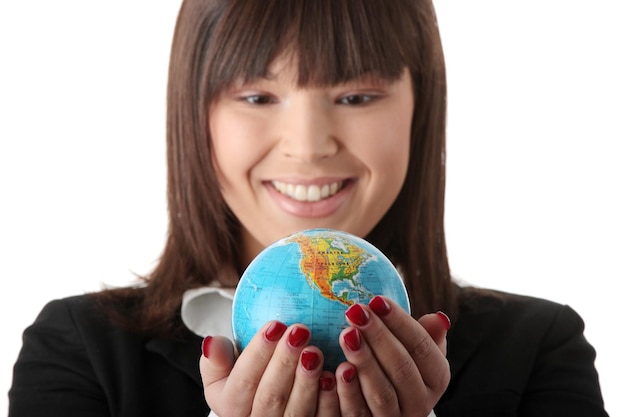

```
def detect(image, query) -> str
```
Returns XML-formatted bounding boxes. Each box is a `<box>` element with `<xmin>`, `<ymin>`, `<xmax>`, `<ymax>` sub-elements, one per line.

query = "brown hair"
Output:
<box><xmin>98</xmin><ymin>0</ymin><xmax>455</xmax><ymax>337</ymax></box>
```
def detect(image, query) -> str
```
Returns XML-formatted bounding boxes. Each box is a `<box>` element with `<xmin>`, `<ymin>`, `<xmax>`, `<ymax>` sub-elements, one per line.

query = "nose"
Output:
<box><xmin>277</xmin><ymin>95</ymin><xmax>339</xmax><ymax>162</ymax></box>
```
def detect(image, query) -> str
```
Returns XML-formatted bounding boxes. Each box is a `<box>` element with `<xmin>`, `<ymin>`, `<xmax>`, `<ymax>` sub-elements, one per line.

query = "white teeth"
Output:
<box><xmin>306</xmin><ymin>185</ymin><xmax>320</xmax><ymax>201</ymax></box>
<box><xmin>272</xmin><ymin>181</ymin><xmax>343</xmax><ymax>202</ymax></box>
<box><xmin>294</xmin><ymin>185</ymin><xmax>307</xmax><ymax>201</ymax></box>
<box><xmin>320</xmin><ymin>184</ymin><xmax>329</xmax><ymax>199</ymax></box>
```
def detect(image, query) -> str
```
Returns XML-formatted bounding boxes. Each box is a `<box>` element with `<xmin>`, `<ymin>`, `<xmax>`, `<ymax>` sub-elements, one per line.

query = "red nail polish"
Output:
<box><xmin>345</xmin><ymin>304</ymin><xmax>370</xmax><ymax>326</ymax></box>
<box><xmin>201</xmin><ymin>336</ymin><xmax>213</xmax><ymax>358</ymax></box>
<box><xmin>319</xmin><ymin>376</ymin><xmax>335</xmax><ymax>391</ymax></box>
<box><xmin>288</xmin><ymin>326</ymin><xmax>310</xmax><ymax>348</ymax></box>
<box><xmin>436</xmin><ymin>311</ymin><xmax>451</xmax><ymax>331</ymax></box>
<box><xmin>265</xmin><ymin>321</ymin><xmax>287</xmax><ymax>342</ymax></box>
<box><xmin>369</xmin><ymin>295</ymin><xmax>391</xmax><ymax>316</ymax></box>
<box><xmin>342</xmin><ymin>367</ymin><xmax>356</xmax><ymax>383</ymax></box>
<box><xmin>301</xmin><ymin>350</ymin><xmax>320</xmax><ymax>371</ymax></box>
<box><xmin>343</xmin><ymin>328</ymin><xmax>361</xmax><ymax>351</ymax></box>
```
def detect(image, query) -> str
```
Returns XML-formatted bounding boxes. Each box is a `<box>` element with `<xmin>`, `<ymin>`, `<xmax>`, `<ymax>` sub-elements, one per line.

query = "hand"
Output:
<box><xmin>199</xmin><ymin>322</ymin><xmax>340</xmax><ymax>417</ymax></box>
<box><xmin>334</xmin><ymin>296</ymin><xmax>450</xmax><ymax>417</ymax></box>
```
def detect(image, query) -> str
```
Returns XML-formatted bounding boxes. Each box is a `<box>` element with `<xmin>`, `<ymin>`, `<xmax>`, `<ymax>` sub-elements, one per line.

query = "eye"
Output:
<box><xmin>337</xmin><ymin>94</ymin><xmax>376</xmax><ymax>106</ymax></box>
<box><xmin>242</xmin><ymin>94</ymin><xmax>275</xmax><ymax>105</ymax></box>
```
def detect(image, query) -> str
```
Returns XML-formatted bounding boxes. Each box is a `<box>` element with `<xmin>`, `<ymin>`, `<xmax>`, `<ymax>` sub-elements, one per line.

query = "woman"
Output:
<box><xmin>9</xmin><ymin>1</ymin><xmax>608</xmax><ymax>416</ymax></box>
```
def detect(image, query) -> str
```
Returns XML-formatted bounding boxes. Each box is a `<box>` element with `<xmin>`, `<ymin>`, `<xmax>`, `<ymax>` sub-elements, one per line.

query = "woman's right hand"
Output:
<box><xmin>200</xmin><ymin>322</ymin><xmax>341</xmax><ymax>417</ymax></box>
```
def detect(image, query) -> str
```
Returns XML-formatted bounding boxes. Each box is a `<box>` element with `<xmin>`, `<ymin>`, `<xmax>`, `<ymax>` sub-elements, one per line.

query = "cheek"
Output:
<box><xmin>210</xmin><ymin>112</ymin><xmax>269</xmax><ymax>184</ymax></box>
<box><xmin>350</xmin><ymin>114</ymin><xmax>411</xmax><ymax>172</ymax></box>
<box><xmin>209</xmin><ymin>129</ymin><xmax>237</xmax><ymax>188</ymax></box>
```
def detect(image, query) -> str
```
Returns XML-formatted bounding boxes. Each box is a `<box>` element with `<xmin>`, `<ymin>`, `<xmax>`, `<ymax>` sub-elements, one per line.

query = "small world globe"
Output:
<box><xmin>232</xmin><ymin>228</ymin><xmax>410</xmax><ymax>371</ymax></box>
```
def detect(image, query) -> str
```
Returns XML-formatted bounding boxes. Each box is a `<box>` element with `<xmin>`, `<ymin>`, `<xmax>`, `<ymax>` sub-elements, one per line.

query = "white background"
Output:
<box><xmin>1</xmin><ymin>1</ymin><xmax>623</xmax><ymax>416</ymax></box>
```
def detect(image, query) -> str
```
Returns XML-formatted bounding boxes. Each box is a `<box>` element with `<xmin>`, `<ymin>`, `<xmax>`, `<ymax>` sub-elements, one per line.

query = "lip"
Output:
<box><xmin>264</xmin><ymin>179</ymin><xmax>355</xmax><ymax>218</ymax></box>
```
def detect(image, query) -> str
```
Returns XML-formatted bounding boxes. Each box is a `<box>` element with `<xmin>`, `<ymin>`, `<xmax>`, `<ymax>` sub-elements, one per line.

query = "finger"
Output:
<box><xmin>199</xmin><ymin>336</ymin><xmax>236</xmax><ymax>414</ymax></box>
<box><xmin>367</xmin><ymin>296</ymin><xmax>451</xmax><ymax>394</ymax></box>
<box><xmin>279</xmin><ymin>346</ymin><xmax>333</xmax><ymax>417</ymax></box>
<box><xmin>251</xmin><ymin>324</ymin><xmax>311</xmax><ymax>415</ymax></box>
<box><xmin>335</xmin><ymin>362</ymin><xmax>370</xmax><ymax>417</ymax></box>
<box><xmin>417</xmin><ymin>311</ymin><xmax>451</xmax><ymax>354</ymax></box>
<box><xmin>316</xmin><ymin>370</ymin><xmax>340</xmax><ymax>417</ymax></box>
<box><xmin>339</xmin><ymin>325</ymin><xmax>400</xmax><ymax>415</ymax></box>
<box><xmin>284</xmin><ymin>347</ymin><xmax>323</xmax><ymax>417</ymax></box>
<box><xmin>220</xmin><ymin>321</ymin><xmax>287</xmax><ymax>416</ymax></box>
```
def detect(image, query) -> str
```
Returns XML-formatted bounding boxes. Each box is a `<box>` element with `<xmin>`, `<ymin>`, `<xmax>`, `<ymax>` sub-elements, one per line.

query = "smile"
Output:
<box><xmin>271</xmin><ymin>180</ymin><xmax>344</xmax><ymax>202</ymax></box>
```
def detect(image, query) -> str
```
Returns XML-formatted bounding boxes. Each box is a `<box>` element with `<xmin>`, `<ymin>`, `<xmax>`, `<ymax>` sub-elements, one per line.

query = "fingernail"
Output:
<box><xmin>265</xmin><ymin>321</ymin><xmax>288</xmax><ymax>342</ymax></box>
<box><xmin>369</xmin><ymin>295</ymin><xmax>391</xmax><ymax>316</ymax></box>
<box><xmin>345</xmin><ymin>304</ymin><xmax>370</xmax><ymax>326</ymax></box>
<box><xmin>436</xmin><ymin>311</ymin><xmax>451</xmax><ymax>331</ymax></box>
<box><xmin>288</xmin><ymin>326</ymin><xmax>310</xmax><ymax>348</ymax></box>
<box><xmin>301</xmin><ymin>350</ymin><xmax>320</xmax><ymax>371</ymax></box>
<box><xmin>319</xmin><ymin>376</ymin><xmax>335</xmax><ymax>391</ymax></box>
<box><xmin>201</xmin><ymin>336</ymin><xmax>213</xmax><ymax>358</ymax></box>
<box><xmin>343</xmin><ymin>328</ymin><xmax>361</xmax><ymax>351</ymax></box>
<box><xmin>342</xmin><ymin>366</ymin><xmax>356</xmax><ymax>383</ymax></box>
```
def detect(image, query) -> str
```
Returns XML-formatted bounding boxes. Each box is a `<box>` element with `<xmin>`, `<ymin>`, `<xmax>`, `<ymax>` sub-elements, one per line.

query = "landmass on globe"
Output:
<box><xmin>285</xmin><ymin>232</ymin><xmax>375</xmax><ymax>306</ymax></box>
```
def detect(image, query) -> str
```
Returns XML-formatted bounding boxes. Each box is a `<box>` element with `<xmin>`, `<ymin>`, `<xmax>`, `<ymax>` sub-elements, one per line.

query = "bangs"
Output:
<box><xmin>204</xmin><ymin>0</ymin><xmax>416</xmax><ymax>93</ymax></box>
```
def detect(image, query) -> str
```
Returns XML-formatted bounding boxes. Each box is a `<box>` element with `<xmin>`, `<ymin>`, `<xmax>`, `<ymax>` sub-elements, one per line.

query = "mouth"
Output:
<box><xmin>271</xmin><ymin>180</ymin><xmax>345</xmax><ymax>202</ymax></box>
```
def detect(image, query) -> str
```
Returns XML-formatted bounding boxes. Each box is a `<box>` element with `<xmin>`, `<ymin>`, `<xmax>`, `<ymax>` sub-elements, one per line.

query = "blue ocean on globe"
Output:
<box><xmin>232</xmin><ymin>228</ymin><xmax>410</xmax><ymax>371</ymax></box>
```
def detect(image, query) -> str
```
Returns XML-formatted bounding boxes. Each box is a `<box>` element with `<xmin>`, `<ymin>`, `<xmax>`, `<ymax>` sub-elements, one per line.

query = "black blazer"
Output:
<box><xmin>8</xmin><ymin>287</ymin><xmax>608</xmax><ymax>416</ymax></box>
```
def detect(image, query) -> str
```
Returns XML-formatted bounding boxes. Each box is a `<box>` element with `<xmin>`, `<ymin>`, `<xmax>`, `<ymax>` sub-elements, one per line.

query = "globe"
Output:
<box><xmin>232</xmin><ymin>228</ymin><xmax>410</xmax><ymax>371</ymax></box>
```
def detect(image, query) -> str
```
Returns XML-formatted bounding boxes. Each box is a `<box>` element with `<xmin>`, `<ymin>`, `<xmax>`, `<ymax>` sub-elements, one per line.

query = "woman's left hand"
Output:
<box><xmin>334</xmin><ymin>296</ymin><xmax>450</xmax><ymax>417</ymax></box>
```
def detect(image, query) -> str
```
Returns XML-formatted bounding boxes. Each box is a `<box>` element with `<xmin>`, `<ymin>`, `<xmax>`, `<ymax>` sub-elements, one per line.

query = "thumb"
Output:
<box><xmin>199</xmin><ymin>336</ymin><xmax>236</xmax><ymax>396</ymax></box>
<box><xmin>417</xmin><ymin>311</ymin><xmax>451</xmax><ymax>355</ymax></box>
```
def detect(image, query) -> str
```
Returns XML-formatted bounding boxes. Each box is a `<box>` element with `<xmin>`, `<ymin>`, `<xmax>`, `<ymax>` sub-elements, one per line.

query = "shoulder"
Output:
<box><xmin>31</xmin><ymin>291</ymin><xmax>139</xmax><ymax>333</ymax></box>
<box><xmin>20</xmin><ymin>292</ymin><xmax>145</xmax><ymax>362</ymax></box>
<box><xmin>449</xmin><ymin>285</ymin><xmax>598</xmax><ymax>376</ymax></box>
<box><xmin>455</xmin><ymin>286</ymin><xmax>584</xmax><ymax>331</ymax></box>
<box><xmin>450</xmin><ymin>286</ymin><xmax>600</xmax><ymax>381</ymax></box>
<box><xmin>12</xmin><ymin>292</ymin><xmax>208</xmax><ymax>415</ymax></box>
<box><xmin>19</xmin><ymin>288</ymin><xmax>166</xmax><ymax>367</ymax></box>
<box><xmin>439</xmin><ymin>287</ymin><xmax>606</xmax><ymax>416</ymax></box>
<box><xmin>35</xmin><ymin>293</ymin><xmax>106</xmax><ymax>320</ymax></box>
<box><xmin>27</xmin><ymin>294</ymin><xmax>102</xmax><ymax>334</ymax></box>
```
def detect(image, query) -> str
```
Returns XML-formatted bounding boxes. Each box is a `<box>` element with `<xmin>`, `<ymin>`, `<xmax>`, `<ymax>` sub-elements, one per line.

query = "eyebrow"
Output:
<box><xmin>260</xmin><ymin>70</ymin><xmax>278</xmax><ymax>81</ymax></box>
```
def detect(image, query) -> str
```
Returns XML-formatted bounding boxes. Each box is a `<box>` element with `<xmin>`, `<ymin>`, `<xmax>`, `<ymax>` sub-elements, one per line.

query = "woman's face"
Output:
<box><xmin>209</xmin><ymin>58</ymin><xmax>413</xmax><ymax>265</ymax></box>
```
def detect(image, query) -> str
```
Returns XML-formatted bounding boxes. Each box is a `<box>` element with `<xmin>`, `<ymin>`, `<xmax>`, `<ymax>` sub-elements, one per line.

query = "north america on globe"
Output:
<box><xmin>285</xmin><ymin>232</ymin><xmax>375</xmax><ymax>306</ymax></box>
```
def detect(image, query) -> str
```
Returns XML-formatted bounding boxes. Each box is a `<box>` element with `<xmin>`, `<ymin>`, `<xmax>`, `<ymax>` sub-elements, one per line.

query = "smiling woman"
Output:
<box><xmin>2</xmin><ymin>1</ymin><xmax>622</xmax><ymax>416</ymax></box>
